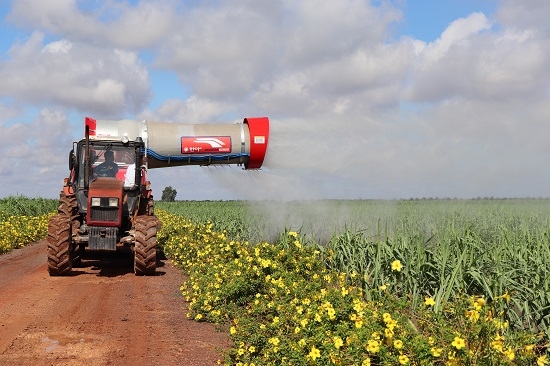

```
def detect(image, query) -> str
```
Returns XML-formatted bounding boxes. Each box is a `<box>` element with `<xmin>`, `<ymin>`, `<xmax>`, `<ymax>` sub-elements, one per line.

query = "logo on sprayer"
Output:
<box><xmin>181</xmin><ymin>136</ymin><xmax>232</xmax><ymax>154</ymax></box>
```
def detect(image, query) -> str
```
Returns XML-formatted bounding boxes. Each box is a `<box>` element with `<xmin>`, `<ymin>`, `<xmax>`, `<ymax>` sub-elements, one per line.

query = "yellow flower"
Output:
<box><xmin>387</xmin><ymin>319</ymin><xmax>398</xmax><ymax>330</ymax></box>
<box><xmin>308</xmin><ymin>346</ymin><xmax>321</xmax><ymax>361</ymax></box>
<box><xmin>474</xmin><ymin>296</ymin><xmax>486</xmax><ymax>308</ymax></box>
<box><xmin>393</xmin><ymin>339</ymin><xmax>403</xmax><ymax>349</ymax></box>
<box><xmin>504</xmin><ymin>348</ymin><xmax>515</xmax><ymax>361</ymax></box>
<box><xmin>399</xmin><ymin>355</ymin><xmax>410</xmax><ymax>365</ymax></box>
<box><xmin>499</xmin><ymin>292</ymin><xmax>511</xmax><ymax>302</ymax></box>
<box><xmin>490</xmin><ymin>334</ymin><xmax>504</xmax><ymax>352</ymax></box>
<box><xmin>424</xmin><ymin>297</ymin><xmax>436</xmax><ymax>306</ymax></box>
<box><xmin>391</xmin><ymin>259</ymin><xmax>403</xmax><ymax>272</ymax></box>
<box><xmin>452</xmin><ymin>336</ymin><xmax>466</xmax><ymax>350</ymax></box>
<box><xmin>379</xmin><ymin>284</ymin><xmax>387</xmax><ymax>291</ymax></box>
<box><xmin>466</xmin><ymin>309</ymin><xmax>480</xmax><ymax>323</ymax></box>
<box><xmin>248</xmin><ymin>345</ymin><xmax>256</xmax><ymax>353</ymax></box>
<box><xmin>524</xmin><ymin>344</ymin><xmax>535</xmax><ymax>355</ymax></box>
<box><xmin>333</xmin><ymin>336</ymin><xmax>344</xmax><ymax>349</ymax></box>
<box><xmin>230</xmin><ymin>326</ymin><xmax>237</xmax><ymax>335</ymax></box>
<box><xmin>538</xmin><ymin>355</ymin><xmax>548</xmax><ymax>366</ymax></box>
<box><xmin>431</xmin><ymin>347</ymin><xmax>442</xmax><ymax>357</ymax></box>
<box><xmin>366</xmin><ymin>339</ymin><xmax>380</xmax><ymax>354</ymax></box>
<box><xmin>361</xmin><ymin>358</ymin><xmax>371</xmax><ymax>366</ymax></box>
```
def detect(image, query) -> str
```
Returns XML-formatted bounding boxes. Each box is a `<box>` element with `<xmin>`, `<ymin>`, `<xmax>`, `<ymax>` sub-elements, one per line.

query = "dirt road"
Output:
<box><xmin>0</xmin><ymin>240</ymin><xmax>229</xmax><ymax>366</ymax></box>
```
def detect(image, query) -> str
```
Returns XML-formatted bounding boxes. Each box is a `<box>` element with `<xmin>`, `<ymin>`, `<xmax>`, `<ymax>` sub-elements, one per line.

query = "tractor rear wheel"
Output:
<box><xmin>134</xmin><ymin>216</ymin><xmax>157</xmax><ymax>276</ymax></box>
<box><xmin>47</xmin><ymin>215</ymin><xmax>72</xmax><ymax>276</ymax></box>
<box><xmin>58</xmin><ymin>191</ymin><xmax>77</xmax><ymax>217</ymax></box>
<box><xmin>58</xmin><ymin>192</ymin><xmax>80</xmax><ymax>232</ymax></box>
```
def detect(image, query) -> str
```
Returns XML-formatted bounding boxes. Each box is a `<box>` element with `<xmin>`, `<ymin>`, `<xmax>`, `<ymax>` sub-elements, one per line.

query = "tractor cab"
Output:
<box><xmin>75</xmin><ymin>141</ymin><xmax>142</xmax><ymax>188</ymax></box>
<box><xmin>67</xmin><ymin>139</ymin><xmax>151</xmax><ymax>253</ymax></box>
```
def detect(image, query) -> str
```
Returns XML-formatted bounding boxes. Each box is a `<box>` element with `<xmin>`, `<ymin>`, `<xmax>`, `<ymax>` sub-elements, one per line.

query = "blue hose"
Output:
<box><xmin>143</xmin><ymin>148</ymin><xmax>249</xmax><ymax>163</ymax></box>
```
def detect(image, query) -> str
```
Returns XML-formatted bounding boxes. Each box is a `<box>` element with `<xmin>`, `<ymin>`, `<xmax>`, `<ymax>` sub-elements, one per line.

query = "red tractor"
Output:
<box><xmin>48</xmin><ymin>117</ymin><xmax>269</xmax><ymax>276</ymax></box>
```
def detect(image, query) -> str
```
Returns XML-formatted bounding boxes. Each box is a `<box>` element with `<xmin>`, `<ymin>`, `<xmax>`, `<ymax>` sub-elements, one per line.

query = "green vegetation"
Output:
<box><xmin>157</xmin><ymin>200</ymin><xmax>257</xmax><ymax>240</ymax></box>
<box><xmin>0</xmin><ymin>195</ymin><xmax>56</xmax><ymax>221</ymax></box>
<box><xmin>157</xmin><ymin>202</ymin><xmax>550</xmax><ymax>365</ymax></box>
<box><xmin>158</xmin><ymin>199</ymin><xmax>550</xmax><ymax>337</ymax></box>
<box><xmin>161</xmin><ymin>186</ymin><xmax>178</xmax><ymax>201</ymax></box>
<box><xmin>0</xmin><ymin>196</ymin><xmax>56</xmax><ymax>254</ymax></box>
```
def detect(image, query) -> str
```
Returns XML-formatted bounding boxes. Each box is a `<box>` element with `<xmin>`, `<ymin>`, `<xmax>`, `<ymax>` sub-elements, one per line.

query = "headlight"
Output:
<box><xmin>91</xmin><ymin>197</ymin><xmax>101</xmax><ymax>207</ymax></box>
<box><xmin>108</xmin><ymin>198</ymin><xmax>119</xmax><ymax>207</ymax></box>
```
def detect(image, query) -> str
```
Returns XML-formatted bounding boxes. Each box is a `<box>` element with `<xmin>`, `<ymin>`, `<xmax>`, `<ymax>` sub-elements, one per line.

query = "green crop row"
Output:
<box><xmin>0</xmin><ymin>195</ymin><xmax>57</xmax><ymax>221</ymax></box>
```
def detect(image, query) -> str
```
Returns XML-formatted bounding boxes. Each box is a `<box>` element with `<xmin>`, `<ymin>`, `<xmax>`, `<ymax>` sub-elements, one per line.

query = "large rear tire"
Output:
<box><xmin>134</xmin><ymin>216</ymin><xmax>157</xmax><ymax>276</ymax></box>
<box><xmin>47</xmin><ymin>215</ymin><xmax>72</xmax><ymax>276</ymax></box>
<box><xmin>58</xmin><ymin>192</ymin><xmax>77</xmax><ymax>217</ymax></box>
<box><xmin>58</xmin><ymin>191</ymin><xmax>80</xmax><ymax>232</ymax></box>
<box><xmin>57</xmin><ymin>192</ymin><xmax>81</xmax><ymax>267</ymax></box>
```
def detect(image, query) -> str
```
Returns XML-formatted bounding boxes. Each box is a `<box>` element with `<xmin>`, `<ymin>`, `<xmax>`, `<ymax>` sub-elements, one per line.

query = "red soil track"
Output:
<box><xmin>0</xmin><ymin>240</ymin><xmax>229</xmax><ymax>366</ymax></box>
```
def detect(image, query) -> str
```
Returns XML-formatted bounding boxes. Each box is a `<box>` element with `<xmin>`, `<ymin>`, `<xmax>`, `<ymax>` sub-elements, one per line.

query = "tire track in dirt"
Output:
<box><xmin>0</xmin><ymin>241</ymin><xmax>230</xmax><ymax>366</ymax></box>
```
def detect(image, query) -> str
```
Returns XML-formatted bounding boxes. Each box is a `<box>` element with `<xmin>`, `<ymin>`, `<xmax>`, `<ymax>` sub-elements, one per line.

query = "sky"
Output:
<box><xmin>1</xmin><ymin>0</ymin><xmax>549</xmax><ymax>201</ymax></box>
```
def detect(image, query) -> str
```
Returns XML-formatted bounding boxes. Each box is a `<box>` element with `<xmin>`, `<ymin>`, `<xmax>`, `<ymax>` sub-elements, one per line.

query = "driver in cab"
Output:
<box><xmin>95</xmin><ymin>150</ymin><xmax>119</xmax><ymax>178</ymax></box>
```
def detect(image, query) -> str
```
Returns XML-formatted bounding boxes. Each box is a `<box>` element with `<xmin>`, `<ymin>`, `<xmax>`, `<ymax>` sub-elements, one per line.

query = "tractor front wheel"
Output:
<box><xmin>134</xmin><ymin>216</ymin><xmax>157</xmax><ymax>276</ymax></box>
<box><xmin>47</xmin><ymin>215</ymin><xmax>72</xmax><ymax>276</ymax></box>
